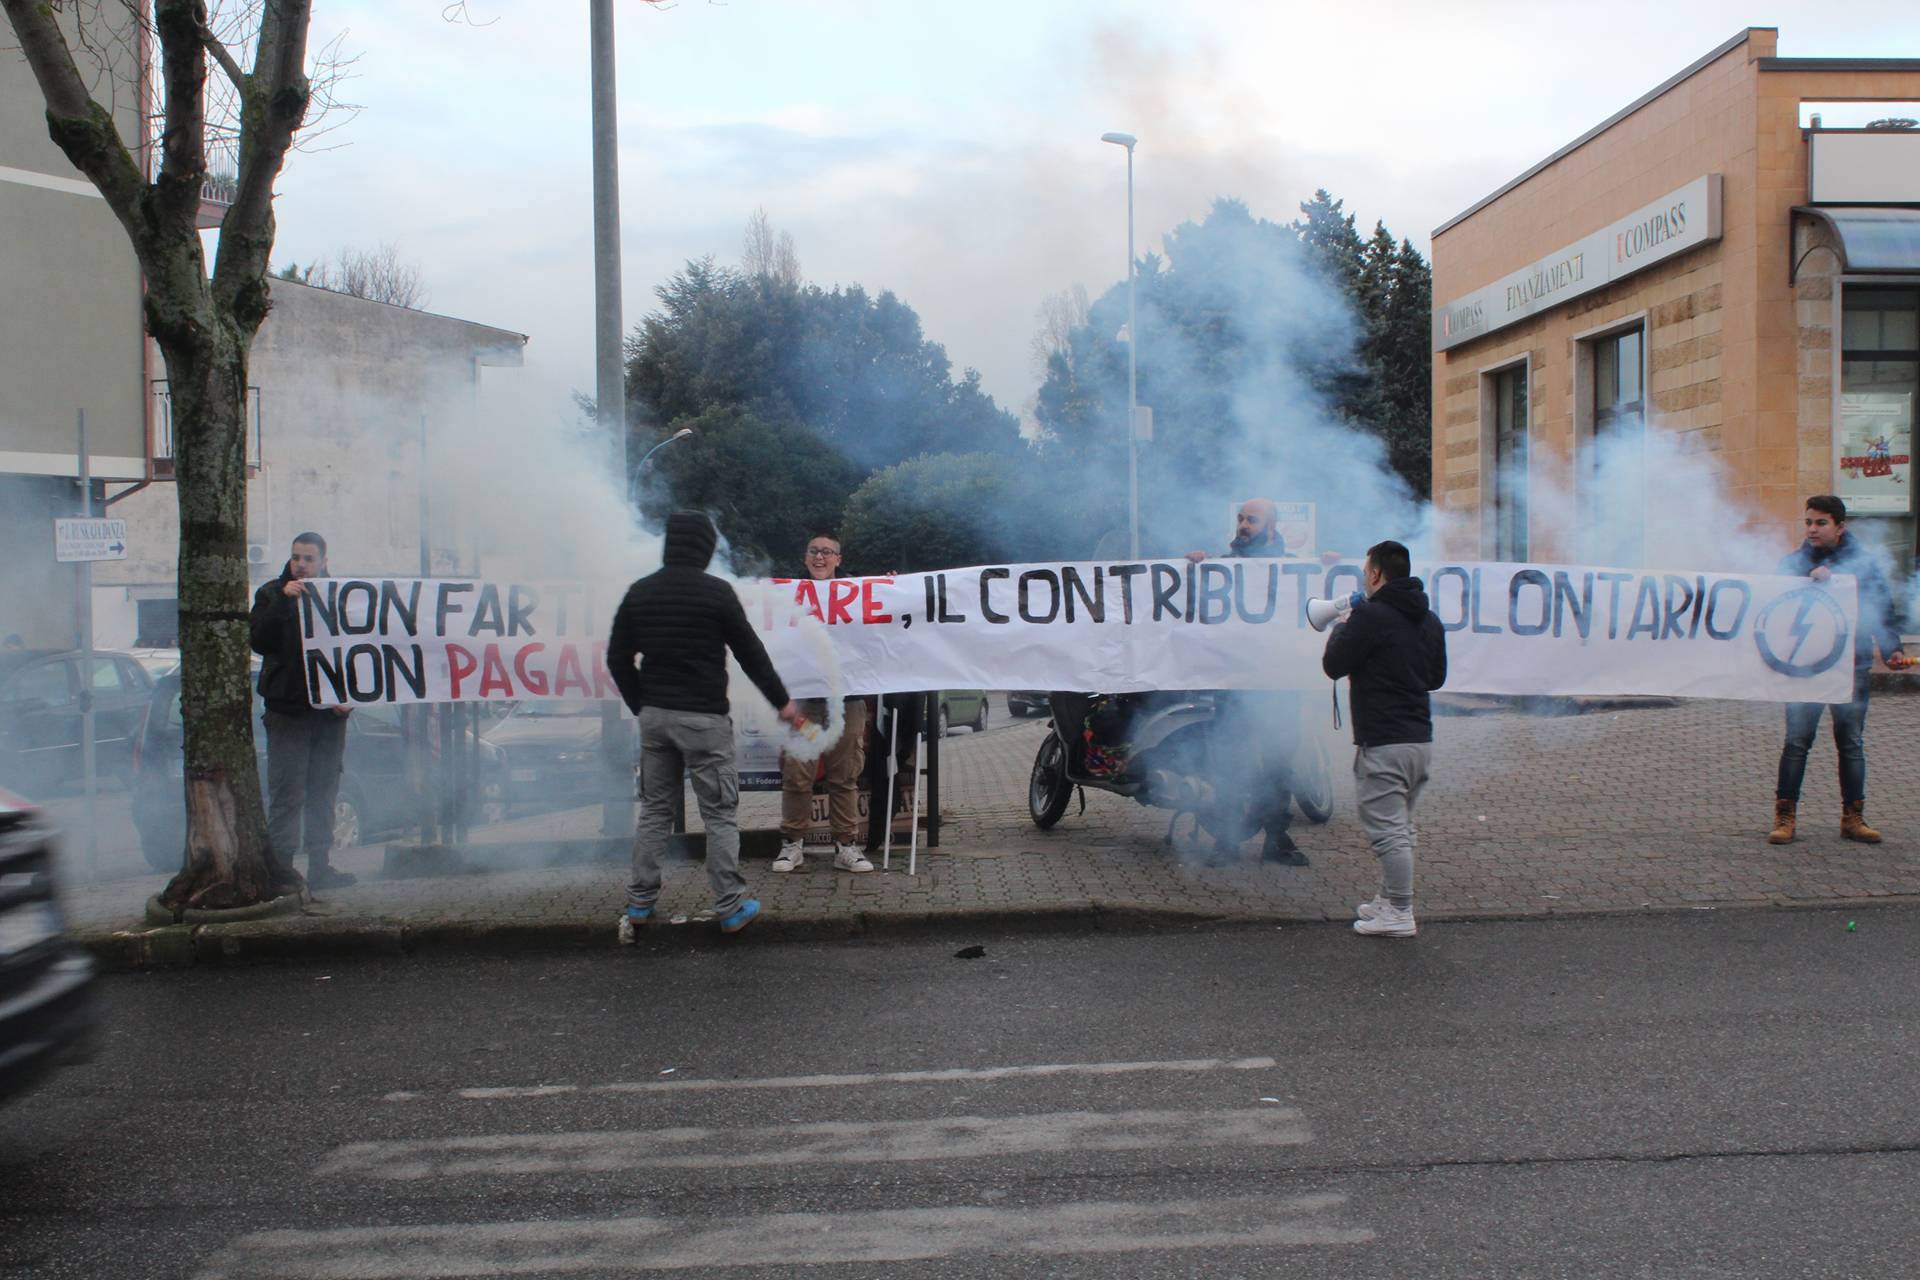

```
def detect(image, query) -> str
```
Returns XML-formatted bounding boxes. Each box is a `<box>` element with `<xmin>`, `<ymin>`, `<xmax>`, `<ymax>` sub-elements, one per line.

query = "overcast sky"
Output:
<box><xmin>269</xmin><ymin>1</ymin><xmax>1920</xmax><ymax>427</ymax></box>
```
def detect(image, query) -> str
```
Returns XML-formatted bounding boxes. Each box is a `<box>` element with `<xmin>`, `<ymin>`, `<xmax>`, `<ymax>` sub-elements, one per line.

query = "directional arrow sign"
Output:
<box><xmin>54</xmin><ymin>517</ymin><xmax>130</xmax><ymax>563</ymax></box>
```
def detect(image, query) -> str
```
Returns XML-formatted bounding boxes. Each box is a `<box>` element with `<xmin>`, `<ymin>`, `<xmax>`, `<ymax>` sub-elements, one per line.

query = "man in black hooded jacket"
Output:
<box><xmin>249</xmin><ymin>531</ymin><xmax>355</xmax><ymax>891</ymax></box>
<box><xmin>1321</xmin><ymin>539</ymin><xmax>1447</xmax><ymax>938</ymax></box>
<box><xmin>607</xmin><ymin>512</ymin><xmax>800</xmax><ymax>939</ymax></box>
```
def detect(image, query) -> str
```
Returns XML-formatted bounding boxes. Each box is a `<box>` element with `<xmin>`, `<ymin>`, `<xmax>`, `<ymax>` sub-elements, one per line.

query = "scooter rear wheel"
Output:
<box><xmin>1292</xmin><ymin>734</ymin><xmax>1335</xmax><ymax>824</ymax></box>
<box><xmin>1028</xmin><ymin>733</ymin><xmax>1074</xmax><ymax>829</ymax></box>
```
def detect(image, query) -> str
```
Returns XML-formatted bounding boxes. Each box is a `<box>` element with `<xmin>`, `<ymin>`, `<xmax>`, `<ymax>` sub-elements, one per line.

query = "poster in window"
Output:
<box><xmin>1837</xmin><ymin>392</ymin><xmax>1913</xmax><ymax>515</ymax></box>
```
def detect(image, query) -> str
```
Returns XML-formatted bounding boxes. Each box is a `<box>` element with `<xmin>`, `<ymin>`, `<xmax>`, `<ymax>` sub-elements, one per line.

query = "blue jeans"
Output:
<box><xmin>1776</xmin><ymin>669</ymin><xmax>1871</xmax><ymax>805</ymax></box>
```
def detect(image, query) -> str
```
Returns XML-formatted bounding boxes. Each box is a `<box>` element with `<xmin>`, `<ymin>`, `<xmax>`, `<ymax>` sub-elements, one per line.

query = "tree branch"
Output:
<box><xmin>151</xmin><ymin>0</ymin><xmax>210</xmax><ymax>228</ymax></box>
<box><xmin>212</xmin><ymin>0</ymin><xmax>313</xmax><ymax>328</ymax></box>
<box><xmin>199</xmin><ymin>18</ymin><xmax>246</xmax><ymax>95</ymax></box>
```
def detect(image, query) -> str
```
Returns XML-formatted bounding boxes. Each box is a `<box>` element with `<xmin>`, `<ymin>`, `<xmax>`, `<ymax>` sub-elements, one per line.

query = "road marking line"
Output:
<box><xmin>320</xmin><ymin>1107</ymin><xmax>1312</xmax><ymax>1180</ymax></box>
<box><xmin>379</xmin><ymin>1056</ymin><xmax>1277</xmax><ymax>1104</ymax></box>
<box><xmin>197</xmin><ymin>1192</ymin><xmax>1370</xmax><ymax>1277</ymax></box>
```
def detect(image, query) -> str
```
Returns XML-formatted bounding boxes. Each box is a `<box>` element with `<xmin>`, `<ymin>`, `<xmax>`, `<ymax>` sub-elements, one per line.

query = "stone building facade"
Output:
<box><xmin>1430</xmin><ymin>28</ymin><xmax>1920</xmax><ymax>574</ymax></box>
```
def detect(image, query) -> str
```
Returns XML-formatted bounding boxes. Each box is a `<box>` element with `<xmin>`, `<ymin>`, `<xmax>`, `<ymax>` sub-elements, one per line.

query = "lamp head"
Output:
<box><xmin>1100</xmin><ymin>131</ymin><xmax>1137</xmax><ymax>149</ymax></box>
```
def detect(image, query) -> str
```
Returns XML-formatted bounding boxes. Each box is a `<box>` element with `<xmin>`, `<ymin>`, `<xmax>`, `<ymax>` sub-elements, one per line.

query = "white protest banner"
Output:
<box><xmin>295</xmin><ymin>559</ymin><xmax>1860</xmax><ymax>709</ymax></box>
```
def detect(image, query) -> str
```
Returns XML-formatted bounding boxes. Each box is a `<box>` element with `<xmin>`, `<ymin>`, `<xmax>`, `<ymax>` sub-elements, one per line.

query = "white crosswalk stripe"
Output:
<box><xmin>319</xmin><ymin>1106</ymin><xmax>1313</xmax><ymax>1180</ymax></box>
<box><xmin>380</xmin><ymin>1055</ymin><xmax>1279</xmax><ymax>1103</ymax></box>
<box><xmin>198</xmin><ymin>1193</ymin><xmax>1372</xmax><ymax>1277</ymax></box>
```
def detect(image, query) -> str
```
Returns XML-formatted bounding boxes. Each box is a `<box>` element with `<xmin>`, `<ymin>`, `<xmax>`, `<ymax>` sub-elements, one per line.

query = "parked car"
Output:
<box><xmin>0</xmin><ymin>649</ymin><xmax>155</xmax><ymax>794</ymax></box>
<box><xmin>130</xmin><ymin>673</ymin><xmax>507</xmax><ymax>871</ymax></box>
<box><xmin>482</xmin><ymin>699</ymin><xmax>636</xmax><ymax>812</ymax></box>
<box><xmin>936</xmin><ymin>690</ymin><xmax>989</xmax><ymax>737</ymax></box>
<box><xmin>1006</xmin><ymin>690</ymin><xmax>1051</xmax><ymax>718</ymax></box>
<box><xmin>125</xmin><ymin>648</ymin><xmax>182</xmax><ymax>679</ymax></box>
<box><xmin>0</xmin><ymin>786</ymin><xmax>96</xmax><ymax>1107</ymax></box>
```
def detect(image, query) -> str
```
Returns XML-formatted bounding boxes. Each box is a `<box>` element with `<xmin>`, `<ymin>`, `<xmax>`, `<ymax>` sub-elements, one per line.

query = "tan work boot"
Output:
<box><xmin>1768</xmin><ymin>799</ymin><xmax>1796</xmax><ymax>845</ymax></box>
<box><xmin>1841</xmin><ymin>800</ymin><xmax>1882</xmax><ymax>843</ymax></box>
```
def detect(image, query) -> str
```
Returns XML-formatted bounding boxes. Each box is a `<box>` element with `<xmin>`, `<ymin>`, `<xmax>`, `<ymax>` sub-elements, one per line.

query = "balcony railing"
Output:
<box><xmin>146</xmin><ymin>130</ymin><xmax>238</xmax><ymax>229</ymax></box>
<box><xmin>151</xmin><ymin>380</ymin><xmax>263</xmax><ymax>473</ymax></box>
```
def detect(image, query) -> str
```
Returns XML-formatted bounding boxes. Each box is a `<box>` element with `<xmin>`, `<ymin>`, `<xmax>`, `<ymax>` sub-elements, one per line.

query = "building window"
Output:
<box><xmin>1491</xmin><ymin>365</ymin><xmax>1529</xmax><ymax>561</ymax></box>
<box><xmin>1838</xmin><ymin>286</ymin><xmax>1918</xmax><ymax>521</ymax></box>
<box><xmin>1586</xmin><ymin>325</ymin><xmax>1646</xmax><ymax>565</ymax></box>
<box><xmin>1593</xmin><ymin>327</ymin><xmax>1644</xmax><ymax>440</ymax></box>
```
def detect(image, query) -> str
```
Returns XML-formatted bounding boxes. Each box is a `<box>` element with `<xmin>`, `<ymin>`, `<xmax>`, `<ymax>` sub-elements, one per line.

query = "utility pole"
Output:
<box><xmin>590</xmin><ymin>0</ymin><xmax>634</xmax><ymax>835</ymax></box>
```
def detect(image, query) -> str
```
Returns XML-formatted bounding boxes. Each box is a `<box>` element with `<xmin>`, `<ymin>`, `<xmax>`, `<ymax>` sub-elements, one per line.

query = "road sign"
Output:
<box><xmin>54</xmin><ymin>517</ymin><xmax>129</xmax><ymax>563</ymax></box>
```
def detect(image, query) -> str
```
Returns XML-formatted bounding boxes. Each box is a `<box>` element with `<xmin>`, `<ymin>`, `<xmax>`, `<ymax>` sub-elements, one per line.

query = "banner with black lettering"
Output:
<box><xmin>294</xmin><ymin>560</ymin><xmax>1860</xmax><ymax>708</ymax></box>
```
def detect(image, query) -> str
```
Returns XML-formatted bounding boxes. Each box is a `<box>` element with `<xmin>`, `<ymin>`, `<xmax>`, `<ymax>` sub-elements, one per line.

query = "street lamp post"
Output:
<box><xmin>1100</xmin><ymin>131</ymin><xmax>1139</xmax><ymax>559</ymax></box>
<box><xmin>639</xmin><ymin>426</ymin><xmax>694</xmax><ymax>471</ymax></box>
<box><xmin>629</xmin><ymin>427</ymin><xmax>693</xmax><ymax>504</ymax></box>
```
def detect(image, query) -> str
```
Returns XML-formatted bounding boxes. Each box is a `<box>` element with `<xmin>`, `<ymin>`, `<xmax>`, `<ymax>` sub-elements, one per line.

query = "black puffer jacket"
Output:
<box><xmin>249</xmin><ymin>562</ymin><xmax>316</xmax><ymax>716</ymax></box>
<box><xmin>607</xmin><ymin>512</ymin><xmax>790</xmax><ymax>717</ymax></box>
<box><xmin>1321</xmin><ymin>577</ymin><xmax>1448</xmax><ymax>747</ymax></box>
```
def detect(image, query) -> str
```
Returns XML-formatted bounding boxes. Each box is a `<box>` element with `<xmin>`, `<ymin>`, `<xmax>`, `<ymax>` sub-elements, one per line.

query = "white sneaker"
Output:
<box><xmin>832</xmin><ymin>844</ymin><xmax>875</xmax><ymax>873</ymax></box>
<box><xmin>772</xmin><ymin>841</ymin><xmax>805</xmax><ymax>873</ymax></box>
<box><xmin>1353</xmin><ymin>903</ymin><xmax>1416</xmax><ymax>937</ymax></box>
<box><xmin>1355</xmin><ymin>894</ymin><xmax>1391</xmax><ymax>921</ymax></box>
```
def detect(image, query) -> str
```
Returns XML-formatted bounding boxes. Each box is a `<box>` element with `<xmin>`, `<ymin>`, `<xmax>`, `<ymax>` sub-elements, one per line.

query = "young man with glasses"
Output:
<box><xmin>774</xmin><ymin>531</ymin><xmax>873</xmax><ymax>873</ymax></box>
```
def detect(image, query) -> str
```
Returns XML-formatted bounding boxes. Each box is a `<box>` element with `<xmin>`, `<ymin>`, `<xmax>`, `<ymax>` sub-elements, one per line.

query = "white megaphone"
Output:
<box><xmin>1306</xmin><ymin>591</ymin><xmax>1365</xmax><ymax>632</ymax></box>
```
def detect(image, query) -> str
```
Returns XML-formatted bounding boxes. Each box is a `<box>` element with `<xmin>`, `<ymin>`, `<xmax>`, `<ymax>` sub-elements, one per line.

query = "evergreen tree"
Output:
<box><xmin>626</xmin><ymin>254</ymin><xmax>1026</xmax><ymax>564</ymax></box>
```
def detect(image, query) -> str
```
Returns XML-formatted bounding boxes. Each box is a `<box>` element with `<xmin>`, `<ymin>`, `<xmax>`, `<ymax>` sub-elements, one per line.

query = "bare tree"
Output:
<box><xmin>2</xmin><ymin>0</ymin><xmax>319</xmax><ymax>910</ymax></box>
<box><xmin>280</xmin><ymin>242</ymin><xmax>428</xmax><ymax>308</ymax></box>
<box><xmin>1030</xmin><ymin>283</ymin><xmax>1090</xmax><ymax>379</ymax></box>
<box><xmin>742</xmin><ymin>205</ymin><xmax>800</xmax><ymax>286</ymax></box>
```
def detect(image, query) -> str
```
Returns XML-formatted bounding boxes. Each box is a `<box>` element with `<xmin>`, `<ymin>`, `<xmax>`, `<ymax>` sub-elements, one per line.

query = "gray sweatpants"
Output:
<box><xmin>629</xmin><ymin>706</ymin><xmax>747</xmax><ymax>917</ymax></box>
<box><xmin>1354</xmin><ymin>743</ymin><xmax>1431</xmax><ymax>910</ymax></box>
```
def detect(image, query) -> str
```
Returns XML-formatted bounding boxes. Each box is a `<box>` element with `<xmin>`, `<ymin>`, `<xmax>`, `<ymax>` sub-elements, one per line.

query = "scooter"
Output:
<box><xmin>1026</xmin><ymin>689</ymin><xmax>1333</xmax><ymax>849</ymax></box>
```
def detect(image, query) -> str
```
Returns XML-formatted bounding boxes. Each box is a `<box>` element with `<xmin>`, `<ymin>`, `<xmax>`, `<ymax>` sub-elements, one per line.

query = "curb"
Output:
<box><xmin>72</xmin><ymin>893</ymin><xmax>1920</xmax><ymax>970</ymax></box>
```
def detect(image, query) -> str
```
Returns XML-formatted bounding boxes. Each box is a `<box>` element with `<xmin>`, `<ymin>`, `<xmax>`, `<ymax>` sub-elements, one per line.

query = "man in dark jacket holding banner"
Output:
<box><xmin>607</xmin><ymin>512</ymin><xmax>801</xmax><ymax>940</ymax></box>
<box><xmin>249</xmin><ymin>531</ymin><xmax>355</xmax><ymax>892</ymax></box>
<box><xmin>1322</xmin><ymin>539</ymin><xmax>1447</xmax><ymax>938</ymax></box>
<box><xmin>1190</xmin><ymin>498</ymin><xmax>1308</xmax><ymax>865</ymax></box>
<box><xmin>1769</xmin><ymin>494</ymin><xmax>1912</xmax><ymax>845</ymax></box>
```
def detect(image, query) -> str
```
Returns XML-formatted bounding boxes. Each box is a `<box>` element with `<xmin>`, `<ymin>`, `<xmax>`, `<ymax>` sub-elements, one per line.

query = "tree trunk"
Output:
<box><xmin>158</xmin><ymin>320</ymin><xmax>278</xmax><ymax>912</ymax></box>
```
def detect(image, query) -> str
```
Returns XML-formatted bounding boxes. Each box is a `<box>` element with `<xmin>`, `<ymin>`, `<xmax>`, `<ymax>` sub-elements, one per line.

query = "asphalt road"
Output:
<box><xmin>5</xmin><ymin>909</ymin><xmax>1918</xmax><ymax>1278</ymax></box>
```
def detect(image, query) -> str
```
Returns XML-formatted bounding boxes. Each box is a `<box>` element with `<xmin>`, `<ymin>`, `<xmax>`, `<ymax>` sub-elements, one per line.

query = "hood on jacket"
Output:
<box><xmin>663</xmin><ymin>511</ymin><xmax>718</xmax><ymax>570</ymax></box>
<box><xmin>1372</xmin><ymin>576</ymin><xmax>1430</xmax><ymax>621</ymax></box>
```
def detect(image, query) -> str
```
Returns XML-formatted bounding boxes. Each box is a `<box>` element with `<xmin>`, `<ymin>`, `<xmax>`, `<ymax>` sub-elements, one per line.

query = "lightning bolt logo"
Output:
<box><xmin>1755</xmin><ymin>586</ymin><xmax>1850</xmax><ymax>680</ymax></box>
<box><xmin>1785</xmin><ymin>597</ymin><xmax>1818</xmax><ymax>664</ymax></box>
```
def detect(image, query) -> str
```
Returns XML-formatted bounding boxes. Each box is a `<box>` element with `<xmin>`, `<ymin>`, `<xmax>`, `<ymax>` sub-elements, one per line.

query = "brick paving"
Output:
<box><xmin>65</xmin><ymin>690</ymin><xmax>1920</xmax><ymax>962</ymax></box>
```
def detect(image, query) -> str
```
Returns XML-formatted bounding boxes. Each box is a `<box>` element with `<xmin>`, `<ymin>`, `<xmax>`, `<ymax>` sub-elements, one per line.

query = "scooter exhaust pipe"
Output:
<box><xmin>1306</xmin><ymin>591</ymin><xmax>1365</xmax><ymax>632</ymax></box>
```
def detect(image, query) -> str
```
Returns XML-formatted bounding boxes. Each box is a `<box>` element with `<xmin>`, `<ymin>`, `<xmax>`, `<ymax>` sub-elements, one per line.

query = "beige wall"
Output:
<box><xmin>0</xmin><ymin>11</ymin><xmax>148</xmax><ymax>477</ymax></box>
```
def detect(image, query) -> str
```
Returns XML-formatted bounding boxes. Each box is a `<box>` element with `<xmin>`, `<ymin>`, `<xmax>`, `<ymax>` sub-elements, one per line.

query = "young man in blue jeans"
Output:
<box><xmin>1770</xmin><ymin>495</ymin><xmax>1912</xmax><ymax>845</ymax></box>
<box><xmin>607</xmin><ymin>512</ymin><xmax>801</xmax><ymax>939</ymax></box>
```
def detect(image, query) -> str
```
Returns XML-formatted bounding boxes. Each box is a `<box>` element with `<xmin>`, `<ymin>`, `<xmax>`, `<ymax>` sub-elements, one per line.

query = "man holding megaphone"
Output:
<box><xmin>1319</xmin><ymin>540</ymin><xmax>1448</xmax><ymax>939</ymax></box>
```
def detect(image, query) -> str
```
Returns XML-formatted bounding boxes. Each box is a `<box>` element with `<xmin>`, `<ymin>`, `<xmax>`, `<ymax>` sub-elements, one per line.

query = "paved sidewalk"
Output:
<box><xmin>64</xmin><ymin>691</ymin><xmax>1920</xmax><ymax>966</ymax></box>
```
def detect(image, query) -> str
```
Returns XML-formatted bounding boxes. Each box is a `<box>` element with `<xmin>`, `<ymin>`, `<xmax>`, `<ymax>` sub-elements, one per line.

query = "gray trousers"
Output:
<box><xmin>630</xmin><ymin>706</ymin><xmax>747</xmax><ymax>916</ymax></box>
<box><xmin>1354</xmin><ymin>743</ymin><xmax>1431</xmax><ymax>910</ymax></box>
<box><xmin>263</xmin><ymin>708</ymin><xmax>348</xmax><ymax>872</ymax></box>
